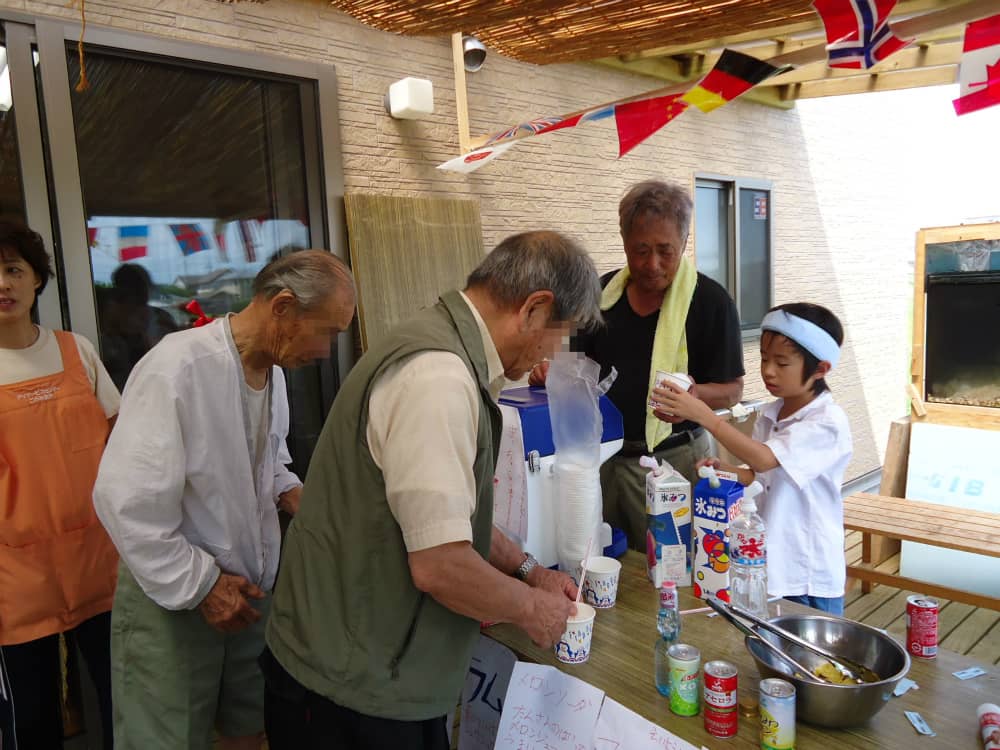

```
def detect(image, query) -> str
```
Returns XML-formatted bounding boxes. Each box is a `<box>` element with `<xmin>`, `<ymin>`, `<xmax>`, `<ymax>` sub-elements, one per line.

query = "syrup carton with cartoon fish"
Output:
<box><xmin>692</xmin><ymin>466</ymin><xmax>744</xmax><ymax>602</ymax></box>
<box><xmin>640</xmin><ymin>456</ymin><xmax>692</xmax><ymax>588</ymax></box>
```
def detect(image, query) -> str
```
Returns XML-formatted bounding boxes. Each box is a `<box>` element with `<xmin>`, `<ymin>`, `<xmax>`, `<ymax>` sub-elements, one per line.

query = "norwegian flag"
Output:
<box><xmin>170</xmin><ymin>223</ymin><xmax>211</xmax><ymax>256</ymax></box>
<box><xmin>953</xmin><ymin>14</ymin><xmax>1000</xmax><ymax>116</ymax></box>
<box><xmin>813</xmin><ymin>0</ymin><xmax>912</xmax><ymax>69</ymax></box>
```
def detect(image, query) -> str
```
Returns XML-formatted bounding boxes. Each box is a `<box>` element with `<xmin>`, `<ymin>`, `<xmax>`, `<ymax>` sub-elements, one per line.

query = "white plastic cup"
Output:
<box><xmin>554</xmin><ymin>602</ymin><xmax>596</xmax><ymax>664</ymax></box>
<box><xmin>580</xmin><ymin>556</ymin><xmax>622</xmax><ymax>609</ymax></box>
<box><xmin>649</xmin><ymin>371</ymin><xmax>693</xmax><ymax>412</ymax></box>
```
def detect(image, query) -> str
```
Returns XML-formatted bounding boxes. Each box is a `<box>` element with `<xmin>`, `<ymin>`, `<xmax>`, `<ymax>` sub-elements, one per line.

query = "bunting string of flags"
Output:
<box><xmin>438</xmin><ymin>0</ymin><xmax>992</xmax><ymax>172</ymax></box>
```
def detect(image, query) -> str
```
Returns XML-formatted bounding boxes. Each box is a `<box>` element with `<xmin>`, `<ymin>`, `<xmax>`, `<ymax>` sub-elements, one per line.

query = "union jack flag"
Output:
<box><xmin>813</xmin><ymin>0</ymin><xmax>911</xmax><ymax>70</ymax></box>
<box><xmin>485</xmin><ymin>116</ymin><xmax>567</xmax><ymax>145</ymax></box>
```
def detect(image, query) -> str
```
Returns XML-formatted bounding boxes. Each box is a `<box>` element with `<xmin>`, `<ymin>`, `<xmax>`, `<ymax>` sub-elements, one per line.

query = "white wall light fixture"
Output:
<box><xmin>385</xmin><ymin>77</ymin><xmax>434</xmax><ymax>120</ymax></box>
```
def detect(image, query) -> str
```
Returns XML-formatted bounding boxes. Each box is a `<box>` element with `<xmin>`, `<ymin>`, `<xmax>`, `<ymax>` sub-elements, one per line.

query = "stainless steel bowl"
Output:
<box><xmin>745</xmin><ymin>614</ymin><xmax>911</xmax><ymax>728</ymax></box>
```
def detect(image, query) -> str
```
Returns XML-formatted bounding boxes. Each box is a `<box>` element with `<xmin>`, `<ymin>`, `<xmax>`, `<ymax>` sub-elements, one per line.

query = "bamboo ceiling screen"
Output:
<box><xmin>344</xmin><ymin>193</ymin><xmax>485</xmax><ymax>351</ymax></box>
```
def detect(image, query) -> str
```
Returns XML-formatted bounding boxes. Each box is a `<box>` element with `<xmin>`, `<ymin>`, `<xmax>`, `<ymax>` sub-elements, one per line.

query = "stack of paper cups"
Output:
<box><xmin>554</xmin><ymin>459</ymin><xmax>602</xmax><ymax>573</ymax></box>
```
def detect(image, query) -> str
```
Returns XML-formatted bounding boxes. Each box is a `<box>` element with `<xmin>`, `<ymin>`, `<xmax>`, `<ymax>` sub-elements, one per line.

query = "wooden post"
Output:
<box><xmin>451</xmin><ymin>32</ymin><xmax>472</xmax><ymax>154</ymax></box>
<box><xmin>860</xmin><ymin>417</ymin><xmax>910</xmax><ymax>592</ymax></box>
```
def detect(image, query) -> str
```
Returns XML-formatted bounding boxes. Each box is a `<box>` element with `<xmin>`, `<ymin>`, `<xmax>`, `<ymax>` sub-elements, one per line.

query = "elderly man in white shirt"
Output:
<box><xmin>94</xmin><ymin>249</ymin><xmax>355</xmax><ymax>750</ymax></box>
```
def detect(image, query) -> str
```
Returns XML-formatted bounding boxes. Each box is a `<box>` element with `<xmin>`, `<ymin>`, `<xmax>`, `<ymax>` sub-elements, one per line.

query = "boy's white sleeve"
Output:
<box><xmin>762</xmin><ymin>419</ymin><xmax>848</xmax><ymax>491</ymax></box>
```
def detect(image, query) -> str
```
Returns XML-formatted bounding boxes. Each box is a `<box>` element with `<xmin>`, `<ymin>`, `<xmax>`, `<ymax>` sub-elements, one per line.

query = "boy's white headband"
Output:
<box><xmin>760</xmin><ymin>310</ymin><xmax>840</xmax><ymax>368</ymax></box>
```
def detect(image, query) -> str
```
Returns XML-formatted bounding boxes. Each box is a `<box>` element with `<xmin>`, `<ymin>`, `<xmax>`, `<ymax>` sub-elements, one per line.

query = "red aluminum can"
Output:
<box><xmin>906</xmin><ymin>595</ymin><xmax>938</xmax><ymax>659</ymax></box>
<box><xmin>703</xmin><ymin>660</ymin><xmax>738</xmax><ymax>738</ymax></box>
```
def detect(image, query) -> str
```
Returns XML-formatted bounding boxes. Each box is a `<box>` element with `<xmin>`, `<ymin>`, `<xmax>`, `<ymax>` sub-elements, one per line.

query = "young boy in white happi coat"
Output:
<box><xmin>652</xmin><ymin>302</ymin><xmax>852</xmax><ymax>615</ymax></box>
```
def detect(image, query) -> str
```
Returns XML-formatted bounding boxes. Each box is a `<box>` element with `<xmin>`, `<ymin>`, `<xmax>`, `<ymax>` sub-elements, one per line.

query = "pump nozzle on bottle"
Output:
<box><xmin>698</xmin><ymin>464</ymin><xmax>721</xmax><ymax>489</ymax></box>
<box><xmin>639</xmin><ymin>455</ymin><xmax>663</xmax><ymax>475</ymax></box>
<box><xmin>742</xmin><ymin>481</ymin><xmax>764</xmax><ymax>512</ymax></box>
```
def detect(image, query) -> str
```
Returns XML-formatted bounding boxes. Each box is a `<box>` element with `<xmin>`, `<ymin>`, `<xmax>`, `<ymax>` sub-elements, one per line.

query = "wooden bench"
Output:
<box><xmin>843</xmin><ymin>492</ymin><xmax>1000</xmax><ymax>611</ymax></box>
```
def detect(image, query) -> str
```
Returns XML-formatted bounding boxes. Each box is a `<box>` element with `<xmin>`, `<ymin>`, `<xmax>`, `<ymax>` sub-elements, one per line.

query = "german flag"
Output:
<box><xmin>682</xmin><ymin>50</ymin><xmax>782</xmax><ymax>113</ymax></box>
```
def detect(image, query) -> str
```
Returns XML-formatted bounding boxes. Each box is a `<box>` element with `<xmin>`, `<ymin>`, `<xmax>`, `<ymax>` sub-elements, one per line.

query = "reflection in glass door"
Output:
<box><xmin>6</xmin><ymin>17</ymin><xmax>344</xmax><ymax>476</ymax></box>
<box><xmin>66</xmin><ymin>49</ymin><xmax>312</xmax><ymax>393</ymax></box>
<box><xmin>0</xmin><ymin>35</ymin><xmax>27</xmax><ymax>218</ymax></box>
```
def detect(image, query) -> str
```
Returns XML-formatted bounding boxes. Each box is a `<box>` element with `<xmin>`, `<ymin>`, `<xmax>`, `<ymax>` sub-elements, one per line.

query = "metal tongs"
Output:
<box><xmin>727</xmin><ymin>602</ymin><xmax>866</xmax><ymax>684</ymax></box>
<box><xmin>705</xmin><ymin>597</ymin><xmax>826</xmax><ymax>683</ymax></box>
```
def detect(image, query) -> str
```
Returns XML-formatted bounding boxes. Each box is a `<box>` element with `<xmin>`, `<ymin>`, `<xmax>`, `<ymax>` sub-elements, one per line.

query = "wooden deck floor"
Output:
<box><xmin>843</xmin><ymin>530</ymin><xmax>1000</xmax><ymax>665</ymax></box>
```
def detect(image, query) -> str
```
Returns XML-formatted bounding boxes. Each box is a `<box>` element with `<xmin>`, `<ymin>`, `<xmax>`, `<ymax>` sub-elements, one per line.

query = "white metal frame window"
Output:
<box><xmin>694</xmin><ymin>174</ymin><xmax>774</xmax><ymax>336</ymax></box>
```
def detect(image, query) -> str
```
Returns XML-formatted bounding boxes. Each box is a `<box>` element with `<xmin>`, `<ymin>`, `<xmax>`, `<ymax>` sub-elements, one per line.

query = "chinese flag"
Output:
<box><xmin>682</xmin><ymin>50</ymin><xmax>781</xmax><ymax>113</ymax></box>
<box><xmin>953</xmin><ymin>13</ymin><xmax>1000</xmax><ymax>116</ymax></box>
<box><xmin>614</xmin><ymin>95</ymin><xmax>688</xmax><ymax>157</ymax></box>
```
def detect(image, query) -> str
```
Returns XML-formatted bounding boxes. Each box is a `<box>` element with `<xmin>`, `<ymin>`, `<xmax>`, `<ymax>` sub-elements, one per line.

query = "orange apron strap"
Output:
<box><xmin>53</xmin><ymin>330</ymin><xmax>87</xmax><ymax>379</ymax></box>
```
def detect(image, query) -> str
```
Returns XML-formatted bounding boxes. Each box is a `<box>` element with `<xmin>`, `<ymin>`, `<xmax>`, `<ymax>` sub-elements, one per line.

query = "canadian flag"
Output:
<box><xmin>953</xmin><ymin>13</ymin><xmax>1000</xmax><ymax>116</ymax></box>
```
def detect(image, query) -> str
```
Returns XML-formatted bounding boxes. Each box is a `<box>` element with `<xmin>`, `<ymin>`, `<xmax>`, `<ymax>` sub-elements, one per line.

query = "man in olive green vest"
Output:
<box><xmin>262</xmin><ymin>231</ymin><xmax>603</xmax><ymax>749</ymax></box>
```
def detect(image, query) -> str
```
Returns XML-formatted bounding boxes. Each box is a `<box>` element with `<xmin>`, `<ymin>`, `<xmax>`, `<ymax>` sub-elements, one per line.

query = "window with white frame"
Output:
<box><xmin>694</xmin><ymin>176</ymin><xmax>773</xmax><ymax>334</ymax></box>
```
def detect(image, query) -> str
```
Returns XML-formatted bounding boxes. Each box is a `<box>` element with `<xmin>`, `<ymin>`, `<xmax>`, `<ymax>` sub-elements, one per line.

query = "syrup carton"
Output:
<box><xmin>692</xmin><ymin>467</ymin><xmax>744</xmax><ymax>602</ymax></box>
<box><xmin>640</xmin><ymin>457</ymin><xmax>692</xmax><ymax>588</ymax></box>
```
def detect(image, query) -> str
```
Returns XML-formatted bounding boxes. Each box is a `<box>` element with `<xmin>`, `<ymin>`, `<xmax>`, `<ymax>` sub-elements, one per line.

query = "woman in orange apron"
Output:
<box><xmin>0</xmin><ymin>219</ymin><xmax>120</xmax><ymax>749</ymax></box>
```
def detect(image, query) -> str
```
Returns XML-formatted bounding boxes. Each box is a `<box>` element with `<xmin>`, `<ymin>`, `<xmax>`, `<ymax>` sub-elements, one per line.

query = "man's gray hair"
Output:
<box><xmin>466</xmin><ymin>231</ymin><xmax>602</xmax><ymax>329</ymax></box>
<box><xmin>618</xmin><ymin>180</ymin><xmax>693</xmax><ymax>244</ymax></box>
<box><xmin>252</xmin><ymin>249</ymin><xmax>355</xmax><ymax>310</ymax></box>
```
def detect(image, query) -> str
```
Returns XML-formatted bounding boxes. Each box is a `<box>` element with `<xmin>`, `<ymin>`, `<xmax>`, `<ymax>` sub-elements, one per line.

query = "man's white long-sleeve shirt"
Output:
<box><xmin>94</xmin><ymin>318</ymin><xmax>301</xmax><ymax>610</ymax></box>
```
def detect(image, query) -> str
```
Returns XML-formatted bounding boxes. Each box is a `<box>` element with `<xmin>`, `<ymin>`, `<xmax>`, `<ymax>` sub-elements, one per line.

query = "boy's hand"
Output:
<box><xmin>653</xmin><ymin>382</ymin><xmax>716</xmax><ymax>424</ymax></box>
<box><xmin>695</xmin><ymin>457</ymin><xmax>722</xmax><ymax>472</ymax></box>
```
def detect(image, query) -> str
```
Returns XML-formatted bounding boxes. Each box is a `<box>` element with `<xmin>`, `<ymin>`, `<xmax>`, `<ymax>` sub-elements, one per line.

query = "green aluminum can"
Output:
<box><xmin>668</xmin><ymin>643</ymin><xmax>701</xmax><ymax>716</ymax></box>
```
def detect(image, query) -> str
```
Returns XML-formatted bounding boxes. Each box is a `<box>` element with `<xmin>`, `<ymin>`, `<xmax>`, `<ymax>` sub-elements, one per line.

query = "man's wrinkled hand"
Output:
<box><xmin>198</xmin><ymin>573</ymin><xmax>265</xmax><ymax>634</ymax></box>
<box><xmin>525</xmin><ymin>565</ymin><xmax>578</xmax><ymax>602</ymax></box>
<box><xmin>522</xmin><ymin>588</ymin><xmax>576</xmax><ymax>648</ymax></box>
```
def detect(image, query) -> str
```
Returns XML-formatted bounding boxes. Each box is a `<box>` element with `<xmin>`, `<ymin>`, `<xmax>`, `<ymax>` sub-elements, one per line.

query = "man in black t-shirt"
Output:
<box><xmin>530</xmin><ymin>181</ymin><xmax>744</xmax><ymax>551</ymax></box>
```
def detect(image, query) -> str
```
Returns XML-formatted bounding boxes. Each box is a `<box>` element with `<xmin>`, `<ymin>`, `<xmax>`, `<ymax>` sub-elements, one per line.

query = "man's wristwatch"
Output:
<box><xmin>514</xmin><ymin>552</ymin><xmax>539</xmax><ymax>582</ymax></box>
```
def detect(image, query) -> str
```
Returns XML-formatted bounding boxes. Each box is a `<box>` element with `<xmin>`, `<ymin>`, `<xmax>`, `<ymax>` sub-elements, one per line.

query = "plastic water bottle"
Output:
<box><xmin>730</xmin><ymin>481</ymin><xmax>768</xmax><ymax>619</ymax></box>
<box><xmin>653</xmin><ymin>580</ymin><xmax>681</xmax><ymax>696</ymax></box>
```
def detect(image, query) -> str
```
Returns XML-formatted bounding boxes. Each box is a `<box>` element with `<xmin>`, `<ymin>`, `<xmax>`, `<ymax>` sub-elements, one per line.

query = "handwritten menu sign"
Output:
<box><xmin>494</xmin><ymin>662</ymin><xmax>604</xmax><ymax>750</ymax></box>
<box><xmin>593</xmin><ymin>697</ymin><xmax>705</xmax><ymax>750</ymax></box>
<box><xmin>459</xmin><ymin>636</ymin><xmax>518</xmax><ymax>750</ymax></box>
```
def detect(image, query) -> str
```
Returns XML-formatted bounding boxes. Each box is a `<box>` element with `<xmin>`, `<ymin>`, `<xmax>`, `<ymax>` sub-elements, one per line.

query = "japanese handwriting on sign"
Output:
<box><xmin>468</xmin><ymin>667</ymin><xmax>503</xmax><ymax>712</ymax></box>
<box><xmin>496</xmin><ymin>663</ymin><xmax>604</xmax><ymax>750</ymax></box>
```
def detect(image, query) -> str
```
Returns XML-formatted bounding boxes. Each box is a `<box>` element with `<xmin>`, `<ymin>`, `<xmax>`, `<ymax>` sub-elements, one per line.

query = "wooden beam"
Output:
<box><xmin>773</xmin><ymin>0</ymin><xmax>1000</xmax><ymax>68</ymax></box>
<box><xmin>468</xmin><ymin>0</ymin><xmax>999</xmax><ymax>147</ymax></box>
<box><xmin>762</xmin><ymin>41</ymin><xmax>962</xmax><ymax>86</ymax></box>
<box><xmin>594</xmin><ymin>55</ymin><xmax>687</xmax><ymax>83</ymax></box>
<box><xmin>625</xmin><ymin>0</ymin><xmax>956</xmax><ymax>60</ymax></box>
<box><xmin>780</xmin><ymin>65</ymin><xmax>957</xmax><ymax>99</ymax></box>
<box><xmin>592</xmin><ymin>57</ymin><xmax>794</xmax><ymax>109</ymax></box>
<box><xmin>847</xmin><ymin>565</ymin><xmax>1000</xmax><ymax>611</ymax></box>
